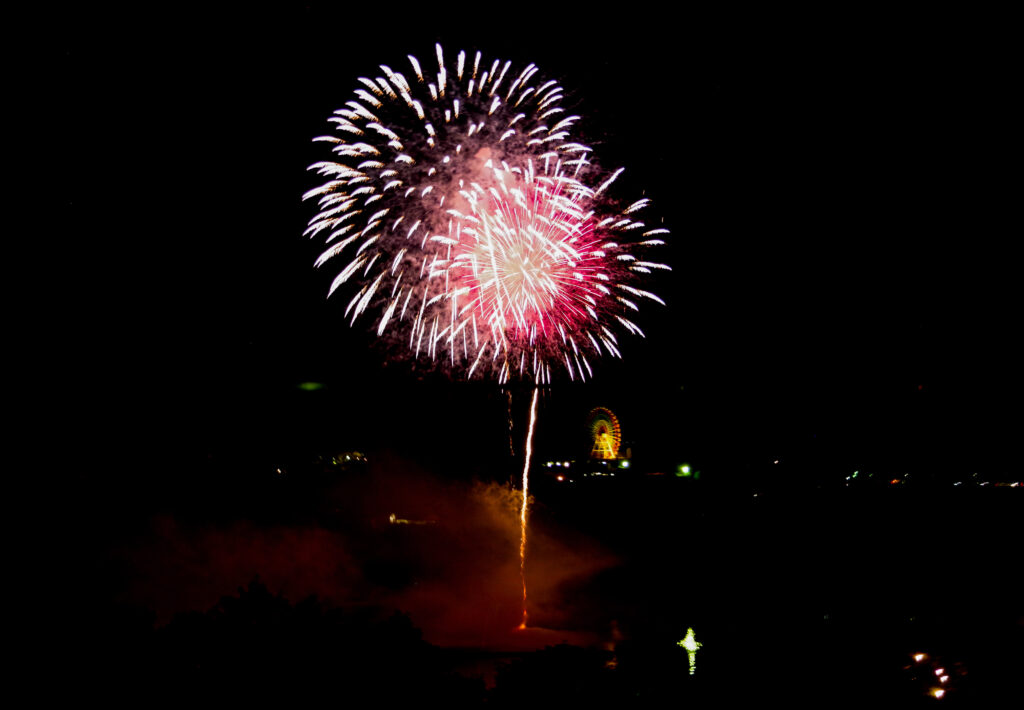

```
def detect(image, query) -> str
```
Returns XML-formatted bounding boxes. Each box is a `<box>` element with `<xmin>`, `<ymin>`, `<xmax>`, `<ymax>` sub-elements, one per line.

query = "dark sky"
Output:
<box><xmin>62</xmin><ymin>7</ymin><xmax>1016</xmax><ymax>487</ymax></box>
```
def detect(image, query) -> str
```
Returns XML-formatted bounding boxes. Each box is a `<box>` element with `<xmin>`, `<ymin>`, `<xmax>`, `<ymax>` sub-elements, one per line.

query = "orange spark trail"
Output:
<box><xmin>518</xmin><ymin>387</ymin><xmax>539</xmax><ymax>630</ymax></box>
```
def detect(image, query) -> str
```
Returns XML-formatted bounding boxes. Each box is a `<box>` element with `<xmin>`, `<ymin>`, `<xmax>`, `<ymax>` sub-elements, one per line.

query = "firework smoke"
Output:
<box><xmin>116</xmin><ymin>456</ymin><xmax>615</xmax><ymax>649</ymax></box>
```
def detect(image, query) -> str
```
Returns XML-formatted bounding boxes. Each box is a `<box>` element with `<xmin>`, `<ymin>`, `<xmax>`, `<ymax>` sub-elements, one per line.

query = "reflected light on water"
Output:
<box><xmin>677</xmin><ymin>627</ymin><xmax>702</xmax><ymax>676</ymax></box>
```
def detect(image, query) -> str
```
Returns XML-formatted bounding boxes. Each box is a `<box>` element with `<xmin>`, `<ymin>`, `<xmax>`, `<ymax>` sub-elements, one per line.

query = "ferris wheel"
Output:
<box><xmin>587</xmin><ymin>407</ymin><xmax>622</xmax><ymax>459</ymax></box>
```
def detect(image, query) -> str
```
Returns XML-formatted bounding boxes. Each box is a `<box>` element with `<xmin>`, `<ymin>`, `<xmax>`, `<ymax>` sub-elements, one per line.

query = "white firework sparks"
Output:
<box><xmin>305</xmin><ymin>44</ymin><xmax>669</xmax><ymax>382</ymax></box>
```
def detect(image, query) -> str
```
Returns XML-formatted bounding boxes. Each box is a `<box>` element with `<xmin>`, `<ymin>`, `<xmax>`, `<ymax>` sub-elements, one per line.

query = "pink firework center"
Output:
<box><xmin>446</xmin><ymin>173</ymin><xmax>615</xmax><ymax>377</ymax></box>
<box><xmin>305</xmin><ymin>44</ymin><xmax>669</xmax><ymax>383</ymax></box>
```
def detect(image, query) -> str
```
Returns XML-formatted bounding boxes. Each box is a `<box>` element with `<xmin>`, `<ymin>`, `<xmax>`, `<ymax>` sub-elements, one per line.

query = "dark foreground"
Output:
<box><xmin>63</xmin><ymin>466</ymin><xmax>1020</xmax><ymax>707</ymax></box>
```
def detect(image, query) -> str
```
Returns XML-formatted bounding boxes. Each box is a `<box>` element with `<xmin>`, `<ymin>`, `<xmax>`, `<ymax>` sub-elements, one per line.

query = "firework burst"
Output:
<box><xmin>305</xmin><ymin>44</ymin><xmax>669</xmax><ymax>382</ymax></box>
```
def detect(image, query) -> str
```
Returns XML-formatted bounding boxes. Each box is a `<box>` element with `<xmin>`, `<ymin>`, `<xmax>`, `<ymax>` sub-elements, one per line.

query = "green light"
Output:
<box><xmin>677</xmin><ymin>627</ymin><xmax>702</xmax><ymax>675</ymax></box>
<box><xmin>298</xmin><ymin>382</ymin><xmax>325</xmax><ymax>391</ymax></box>
<box><xmin>620</xmin><ymin>460</ymin><xmax>630</xmax><ymax>468</ymax></box>
<box><xmin>677</xmin><ymin>464</ymin><xmax>691</xmax><ymax>477</ymax></box>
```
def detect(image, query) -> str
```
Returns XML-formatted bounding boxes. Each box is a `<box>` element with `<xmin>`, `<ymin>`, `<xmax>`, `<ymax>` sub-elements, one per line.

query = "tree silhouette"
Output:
<box><xmin>69</xmin><ymin>577</ymin><xmax>483</xmax><ymax>706</ymax></box>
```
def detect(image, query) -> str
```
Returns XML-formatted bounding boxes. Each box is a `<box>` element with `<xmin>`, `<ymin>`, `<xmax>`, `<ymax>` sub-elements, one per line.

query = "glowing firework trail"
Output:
<box><xmin>518</xmin><ymin>386</ymin><xmax>539</xmax><ymax>630</ymax></box>
<box><xmin>305</xmin><ymin>44</ymin><xmax>669</xmax><ymax>383</ymax></box>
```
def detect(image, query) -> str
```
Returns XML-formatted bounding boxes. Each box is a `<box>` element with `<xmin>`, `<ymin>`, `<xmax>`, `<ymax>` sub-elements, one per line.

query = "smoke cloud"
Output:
<box><xmin>115</xmin><ymin>452</ymin><xmax>617</xmax><ymax>650</ymax></box>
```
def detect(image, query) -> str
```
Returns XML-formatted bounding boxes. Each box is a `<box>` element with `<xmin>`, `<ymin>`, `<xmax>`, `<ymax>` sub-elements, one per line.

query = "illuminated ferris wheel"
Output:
<box><xmin>587</xmin><ymin>407</ymin><xmax>622</xmax><ymax>459</ymax></box>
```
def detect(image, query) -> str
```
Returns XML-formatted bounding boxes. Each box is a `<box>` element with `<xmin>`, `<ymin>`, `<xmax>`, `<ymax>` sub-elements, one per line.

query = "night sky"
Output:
<box><xmin>54</xmin><ymin>7</ymin><xmax>1020</xmax><ymax>702</ymax></box>
<box><xmin>63</xmin><ymin>7</ymin><xmax>1015</xmax><ymax>487</ymax></box>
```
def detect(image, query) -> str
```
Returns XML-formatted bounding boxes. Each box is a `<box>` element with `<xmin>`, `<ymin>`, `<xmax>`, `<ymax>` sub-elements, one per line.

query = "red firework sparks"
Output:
<box><xmin>305</xmin><ymin>44</ymin><xmax>670</xmax><ymax>384</ymax></box>
<box><xmin>448</xmin><ymin>173</ymin><xmax>608</xmax><ymax>351</ymax></box>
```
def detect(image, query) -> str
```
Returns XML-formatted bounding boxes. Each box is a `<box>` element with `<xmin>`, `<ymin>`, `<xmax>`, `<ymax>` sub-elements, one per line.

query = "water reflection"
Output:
<box><xmin>677</xmin><ymin>627</ymin><xmax>702</xmax><ymax>676</ymax></box>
